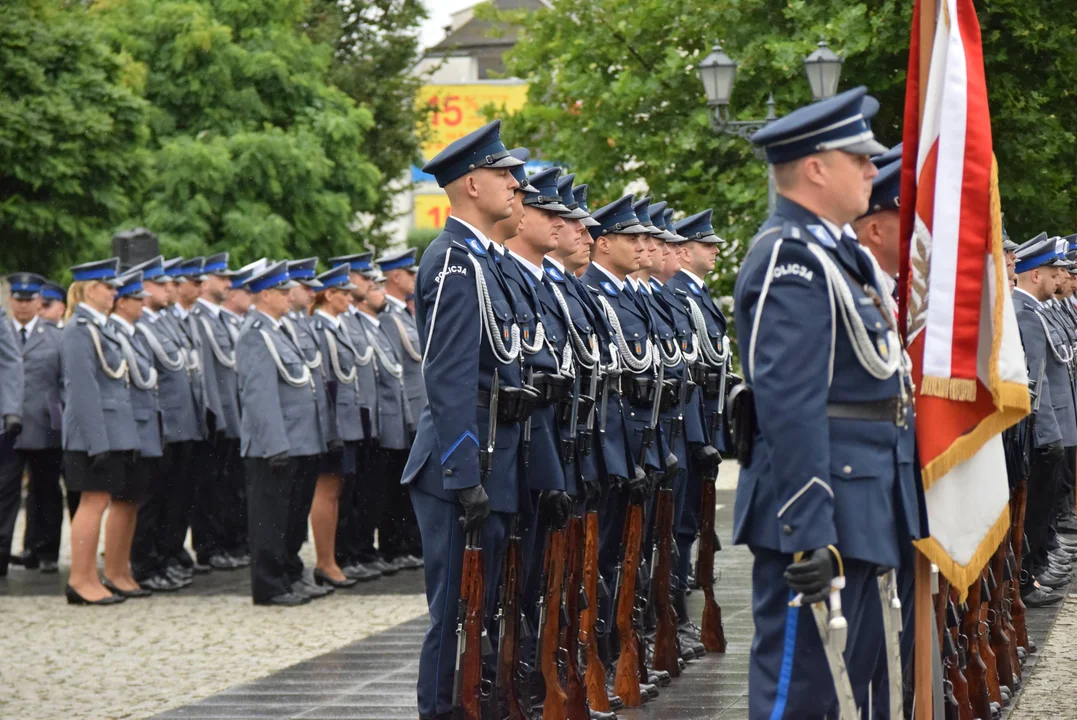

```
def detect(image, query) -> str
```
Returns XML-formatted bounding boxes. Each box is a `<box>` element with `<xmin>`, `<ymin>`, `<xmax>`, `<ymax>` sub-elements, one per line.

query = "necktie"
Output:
<box><xmin>19</xmin><ymin>327</ymin><xmax>27</xmax><ymax>345</ymax></box>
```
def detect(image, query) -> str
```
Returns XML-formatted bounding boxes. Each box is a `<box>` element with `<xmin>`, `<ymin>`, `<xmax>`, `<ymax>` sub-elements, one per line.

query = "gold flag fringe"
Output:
<box><xmin>914</xmin><ymin>503</ymin><xmax>1010</xmax><ymax>603</ymax></box>
<box><xmin>920</xmin><ymin>375</ymin><xmax>978</xmax><ymax>401</ymax></box>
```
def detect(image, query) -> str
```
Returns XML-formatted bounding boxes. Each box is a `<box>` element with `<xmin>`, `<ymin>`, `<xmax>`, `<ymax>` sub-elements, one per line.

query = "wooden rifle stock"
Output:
<box><xmin>561</xmin><ymin>513</ymin><xmax>590</xmax><ymax>718</ymax></box>
<box><xmin>539</xmin><ymin>525</ymin><xmax>568</xmax><ymax>720</ymax></box>
<box><xmin>454</xmin><ymin>530</ymin><xmax>487</xmax><ymax>720</ymax></box>
<box><xmin>944</xmin><ymin>627</ymin><xmax>973</xmax><ymax>720</ymax></box>
<box><xmin>580</xmin><ymin>507</ymin><xmax>611</xmax><ymax>712</ymax></box>
<box><xmin>697</xmin><ymin>460</ymin><xmax>726</xmax><ymax>652</ymax></box>
<box><xmin>651</xmin><ymin>484</ymin><xmax>680</xmax><ymax>675</ymax></box>
<box><xmin>613</xmin><ymin>501</ymin><xmax>644</xmax><ymax>708</ymax></box>
<box><xmin>1009</xmin><ymin>481</ymin><xmax>1031</xmax><ymax>653</ymax></box>
<box><xmin>954</xmin><ymin>587</ymin><xmax>991</xmax><ymax>720</ymax></box>
<box><xmin>987</xmin><ymin>555</ymin><xmax>1015</xmax><ymax>694</ymax></box>
<box><xmin>495</xmin><ymin>520</ymin><xmax>527</xmax><ymax>720</ymax></box>
<box><xmin>976</xmin><ymin>574</ymin><xmax>1002</xmax><ymax>705</ymax></box>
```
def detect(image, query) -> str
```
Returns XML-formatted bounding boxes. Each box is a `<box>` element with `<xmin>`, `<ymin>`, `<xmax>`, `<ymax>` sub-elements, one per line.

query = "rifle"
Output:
<box><xmin>453</xmin><ymin>371</ymin><xmax>498</xmax><ymax>720</ymax></box>
<box><xmin>523</xmin><ymin>368</ymin><xmax>535</xmax><ymax>471</ymax></box>
<box><xmin>612</xmin><ymin>500</ymin><xmax>644</xmax><ymax>708</ymax></box>
<box><xmin>495</xmin><ymin>516</ymin><xmax>528</xmax><ymax>720</ymax></box>
<box><xmin>579</xmin><ymin>492</ymin><xmax>611</xmax><ymax>712</ymax></box>
<box><xmin>954</xmin><ymin>587</ymin><xmax>992</xmax><ymax>720</ymax></box>
<box><xmin>1006</xmin><ymin>545</ymin><xmax>1029</xmax><ymax>657</ymax></box>
<box><xmin>697</xmin><ymin>409</ymin><xmax>726</xmax><ymax>653</ymax></box>
<box><xmin>976</xmin><ymin>574</ymin><xmax>1002</xmax><ymax>707</ymax></box>
<box><xmin>942</xmin><ymin>627</ymin><xmax>973</xmax><ymax>720</ymax></box>
<box><xmin>578</xmin><ymin>361</ymin><xmax>600</xmax><ymax>458</ymax></box>
<box><xmin>536</xmin><ymin>503</ymin><xmax>569</xmax><ymax>720</ymax></box>
<box><xmin>999</xmin><ymin>556</ymin><xmax>1022</xmax><ymax>686</ymax></box>
<box><xmin>987</xmin><ymin>560</ymin><xmax>1015</xmax><ymax>696</ymax></box>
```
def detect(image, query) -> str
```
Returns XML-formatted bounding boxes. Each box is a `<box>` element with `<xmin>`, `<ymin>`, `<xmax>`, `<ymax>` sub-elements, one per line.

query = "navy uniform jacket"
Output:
<box><xmin>61</xmin><ymin>305</ymin><xmax>139</xmax><ymax>456</ymax></box>
<box><xmin>381</xmin><ymin>298</ymin><xmax>428</xmax><ymax>426</ymax></box>
<box><xmin>236</xmin><ymin>309</ymin><xmax>325</xmax><ymax>458</ymax></box>
<box><xmin>110</xmin><ymin>317</ymin><xmax>163</xmax><ymax>458</ymax></box>
<box><xmin>732</xmin><ymin>197</ymin><xmax>920</xmax><ymax>569</ymax></box>
<box><xmin>1013</xmin><ymin>290</ymin><xmax>1065</xmax><ymax>447</ymax></box>
<box><xmin>14</xmin><ymin>317</ymin><xmax>62</xmax><ymax>450</ymax></box>
<box><xmin>652</xmin><ymin>279</ymin><xmax>706</xmax><ymax>446</ymax></box>
<box><xmin>191</xmin><ymin>300</ymin><xmax>241</xmax><ymax>439</ymax></box>
<box><xmin>501</xmin><ymin>251</ymin><xmax>568</xmax><ymax>494</ymax></box>
<box><xmin>582</xmin><ymin>264</ymin><xmax>661</xmax><ymax>473</ymax></box>
<box><xmin>667</xmin><ymin>270</ymin><xmax>728</xmax><ymax>448</ymax></box>
<box><xmin>283</xmin><ymin>312</ymin><xmax>333</xmax><ymax>448</ymax></box>
<box><xmin>0</xmin><ymin>308</ymin><xmax>25</xmax><ymax>420</ymax></box>
<box><xmin>401</xmin><ymin>217</ymin><xmax>524</xmax><ymax>515</ymax></box>
<box><xmin>313</xmin><ymin>311</ymin><xmax>369</xmax><ymax>443</ymax></box>
<box><xmin>136</xmin><ymin>309</ymin><xmax>204</xmax><ymax>443</ymax></box>
<box><xmin>358</xmin><ymin>312</ymin><xmax>411</xmax><ymax>451</ymax></box>
<box><xmin>343</xmin><ymin>309</ymin><xmax>380</xmax><ymax>443</ymax></box>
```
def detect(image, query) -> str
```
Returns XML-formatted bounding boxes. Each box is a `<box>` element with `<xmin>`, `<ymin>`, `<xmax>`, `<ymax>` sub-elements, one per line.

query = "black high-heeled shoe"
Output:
<box><xmin>65</xmin><ymin>584</ymin><xmax>126</xmax><ymax>606</ymax></box>
<box><xmin>102</xmin><ymin>578</ymin><xmax>152</xmax><ymax>598</ymax></box>
<box><xmin>313</xmin><ymin>568</ymin><xmax>358</xmax><ymax>589</ymax></box>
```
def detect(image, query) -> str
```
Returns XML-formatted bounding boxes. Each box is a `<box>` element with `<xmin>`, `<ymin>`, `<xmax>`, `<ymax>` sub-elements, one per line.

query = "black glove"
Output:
<box><xmin>625</xmin><ymin>465</ymin><xmax>648</xmax><ymax>494</ymax></box>
<box><xmin>663</xmin><ymin>452</ymin><xmax>679</xmax><ymax>479</ymax></box>
<box><xmin>542</xmin><ymin>490</ymin><xmax>572</xmax><ymax>529</ymax></box>
<box><xmin>457</xmin><ymin>484</ymin><xmax>490</xmax><ymax>532</ymax></box>
<box><xmin>90</xmin><ymin>451</ymin><xmax>110</xmax><ymax>471</ymax></box>
<box><xmin>784</xmin><ymin>548</ymin><xmax>835</xmax><ymax>605</ymax></box>
<box><xmin>691</xmin><ymin>443</ymin><xmax>721</xmax><ymax>474</ymax></box>
<box><xmin>268</xmin><ymin>451</ymin><xmax>290</xmax><ymax>470</ymax></box>
<box><xmin>3</xmin><ymin>414</ymin><xmax>21</xmax><ymax>438</ymax></box>
<box><xmin>1044</xmin><ymin>441</ymin><xmax>1066</xmax><ymax>464</ymax></box>
<box><xmin>583</xmin><ymin>477</ymin><xmax>600</xmax><ymax>504</ymax></box>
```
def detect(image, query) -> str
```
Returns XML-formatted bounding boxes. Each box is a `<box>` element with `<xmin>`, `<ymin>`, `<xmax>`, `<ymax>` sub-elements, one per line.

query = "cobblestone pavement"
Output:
<box><xmin>1010</xmin><ymin>592</ymin><xmax>1077</xmax><ymax>720</ymax></box>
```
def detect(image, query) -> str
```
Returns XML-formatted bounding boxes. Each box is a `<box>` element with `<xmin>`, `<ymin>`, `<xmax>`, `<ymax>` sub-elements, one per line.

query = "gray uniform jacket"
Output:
<box><xmin>191</xmin><ymin>300</ymin><xmax>241</xmax><ymax>439</ymax></box>
<box><xmin>61</xmin><ymin>305</ymin><xmax>139</xmax><ymax>456</ymax></box>
<box><xmin>221</xmin><ymin>308</ymin><xmax>243</xmax><ymax>342</ymax></box>
<box><xmin>342</xmin><ymin>308</ymin><xmax>380</xmax><ymax>443</ymax></box>
<box><xmin>380</xmin><ymin>299</ymin><xmax>427</xmax><ymax>427</ymax></box>
<box><xmin>282</xmin><ymin>312</ymin><xmax>332</xmax><ymax>448</ymax></box>
<box><xmin>236</xmin><ymin>309</ymin><xmax>325</xmax><ymax>458</ymax></box>
<box><xmin>110</xmin><ymin>317</ymin><xmax>163</xmax><ymax>458</ymax></box>
<box><xmin>1014</xmin><ymin>290</ymin><xmax>1066</xmax><ymax>447</ymax></box>
<box><xmin>312</xmin><ymin>311</ymin><xmax>370</xmax><ymax>443</ymax></box>
<box><xmin>14</xmin><ymin>317</ymin><xmax>63</xmax><ymax>450</ymax></box>
<box><xmin>136</xmin><ymin>310</ymin><xmax>204</xmax><ymax>443</ymax></box>
<box><xmin>357</xmin><ymin>312</ymin><xmax>410</xmax><ymax>450</ymax></box>
<box><xmin>0</xmin><ymin>308</ymin><xmax>25</xmax><ymax>421</ymax></box>
<box><xmin>166</xmin><ymin>306</ymin><xmax>205</xmax><ymax>420</ymax></box>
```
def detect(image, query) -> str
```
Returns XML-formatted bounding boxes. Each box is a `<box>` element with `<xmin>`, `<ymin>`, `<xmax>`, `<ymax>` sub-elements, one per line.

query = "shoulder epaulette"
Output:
<box><xmin>76</xmin><ymin>317</ymin><xmax>88</xmax><ymax>325</ymax></box>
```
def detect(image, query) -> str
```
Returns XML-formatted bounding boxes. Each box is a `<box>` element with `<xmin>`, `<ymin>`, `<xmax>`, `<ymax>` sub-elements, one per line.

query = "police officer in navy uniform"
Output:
<box><xmin>733</xmin><ymin>86</ymin><xmax>922</xmax><ymax>716</ymax></box>
<box><xmin>1013</xmin><ymin>235</ymin><xmax>1073</xmax><ymax>603</ymax></box>
<box><xmin>402</xmin><ymin>120</ymin><xmax>529</xmax><ymax>720</ymax></box>
<box><xmin>1</xmin><ymin>274</ymin><xmax>56</xmax><ymax>576</ymax></box>
<box><xmin>376</xmin><ymin>247</ymin><xmax>427</xmax><ymax>566</ymax></box>
<box><xmin>327</xmin><ymin>253</ymin><xmax>386</xmax><ymax>580</ymax></box>
<box><xmin>129</xmin><ymin>256</ymin><xmax>201</xmax><ymax>591</ymax></box>
<box><xmin>62</xmin><ymin>258</ymin><xmax>141</xmax><ymax>605</ymax></box>
<box><xmin>236</xmin><ymin>261</ymin><xmax>325</xmax><ymax>606</ymax></box>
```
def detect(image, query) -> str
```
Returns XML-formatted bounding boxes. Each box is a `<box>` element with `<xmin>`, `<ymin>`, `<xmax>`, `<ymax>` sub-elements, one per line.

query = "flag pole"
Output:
<box><xmin>914</xmin><ymin>1</ymin><xmax>938</xmax><ymax>718</ymax></box>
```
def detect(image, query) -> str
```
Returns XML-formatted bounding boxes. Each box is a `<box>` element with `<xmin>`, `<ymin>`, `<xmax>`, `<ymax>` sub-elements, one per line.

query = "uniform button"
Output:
<box><xmin>843</xmin><ymin>465</ymin><xmax>852</xmax><ymax>475</ymax></box>
<box><xmin>874</xmin><ymin>321</ymin><xmax>882</xmax><ymax>329</ymax></box>
<box><xmin>445</xmin><ymin>469</ymin><xmax>454</xmax><ymax>476</ymax></box>
<box><xmin>782</xmin><ymin>524</ymin><xmax>793</xmax><ymax>535</ymax></box>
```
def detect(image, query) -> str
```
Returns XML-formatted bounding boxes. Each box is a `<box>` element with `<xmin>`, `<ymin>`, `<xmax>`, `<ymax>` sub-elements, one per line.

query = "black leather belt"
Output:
<box><xmin>827</xmin><ymin>397</ymin><xmax>908</xmax><ymax>425</ymax></box>
<box><xmin>477</xmin><ymin>385</ymin><xmax>539</xmax><ymax>423</ymax></box>
<box><xmin>530</xmin><ymin>371</ymin><xmax>573</xmax><ymax>408</ymax></box>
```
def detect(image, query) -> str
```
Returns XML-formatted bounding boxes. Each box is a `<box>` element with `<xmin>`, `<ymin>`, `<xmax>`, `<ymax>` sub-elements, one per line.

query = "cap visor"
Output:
<box><xmin>842</xmin><ymin>139</ymin><xmax>889</xmax><ymax>157</ymax></box>
<box><xmin>405</xmin><ymin>266</ymin><xmax>418</xmax><ymax>274</ymax></box>
<box><xmin>610</xmin><ymin>223</ymin><xmax>650</xmax><ymax>236</ymax></box>
<box><xmin>659</xmin><ymin>230</ymin><xmax>680</xmax><ymax>242</ymax></box>
<box><xmin>520</xmin><ymin>182</ymin><xmax>540</xmax><ymax>193</ymax></box>
<box><xmin>301</xmin><ymin>279</ymin><xmax>323</xmax><ymax>289</ymax></box>
<box><xmin>489</xmin><ymin>155</ymin><xmax>526</xmax><ymax>169</ymax></box>
<box><xmin>341</xmin><ymin>281</ymin><xmax>358</xmax><ymax>290</ymax></box>
<box><xmin>106</xmin><ymin>278</ymin><xmax>124</xmax><ymax>288</ymax></box>
<box><xmin>581</xmin><ymin>216</ymin><xmax>600</xmax><ymax>228</ymax></box>
<box><xmin>281</xmin><ymin>279</ymin><xmax>300</xmax><ymax>289</ymax></box>
<box><xmin>562</xmin><ymin>207</ymin><xmax>590</xmax><ymax>220</ymax></box>
<box><xmin>532</xmin><ymin>201</ymin><xmax>571</xmax><ymax>214</ymax></box>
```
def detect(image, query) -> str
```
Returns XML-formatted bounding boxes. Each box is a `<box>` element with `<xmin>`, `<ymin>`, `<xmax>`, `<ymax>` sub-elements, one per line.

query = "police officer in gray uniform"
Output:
<box><xmin>106</xmin><ymin>271</ymin><xmax>160</xmax><ymax>599</ymax></box>
<box><xmin>377</xmin><ymin>247</ymin><xmax>427</xmax><ymax>567</ymax></box>
<box><xmin>355</xmin><ymin>271</ymin><xmax>419</xmax><ymax>571</ymax></box>
<box><xmin>62</xmin><ymin>258</ymin><xmax>141</xmax><ymax>605</ymax></box>
<box><xmin>236</xmin><ymin>261</ymin><xmax>326</xmax><ymax>606</ymax></box>
<box><xmin>191</xmin><ymin>252</ymin><xmax>246</xmax><ymax>570</ymax></box>
<box><xmin>127</xmin><ymin>256</ymin><xmax>202</xmax><ymax>590</ymax></box>
<box><xmin>328</xmin><ymin>253</ymin><xmax>386</xmax><ymax>579</ymax></box>
<box><xmin>1</xmin><ymin>275</ymin><xmax>51</xmax><ymax>576</ymax></box>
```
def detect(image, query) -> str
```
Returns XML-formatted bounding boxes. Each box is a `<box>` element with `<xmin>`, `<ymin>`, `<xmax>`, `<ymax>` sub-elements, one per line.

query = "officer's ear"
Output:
<box><xmin>596</xmin><ymin>234</ymin><xmax>611</xmax><ymax>256</ymax></box>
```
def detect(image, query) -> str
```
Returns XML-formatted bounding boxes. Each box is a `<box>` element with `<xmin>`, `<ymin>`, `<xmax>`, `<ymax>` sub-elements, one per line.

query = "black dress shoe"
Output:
<box><xmin>1037</xmin><ymin>570</ymin><xmax>1071</xmax><ymax>587</ymax></box>
<box><xmin>640</xmin><ymin>681</ymin><xmax>659</xmax><ymax>699</ymax></box>
<box><xmin>607</xmin><ymin>694</ymin><xmax>624</xmax><ymax>711</ymax></box>
<box><xmin>1022</xmin><ymin>586</ymin><xmax>1064</xmax><ymax>607</ymax></box>
<box><xmin>292</xmin><ymin>579</ymin><xmax>334</xmax><ymax>599</ymax></box>
<box><xmin>255</xmin><ymin>592</ymin><xmax>311</xmax><ymax>607</ymax></box>
<box><xmin>314</xmin><ymin>568</ymin><xmax>358</xmax><ymax>588</ymax></box>
<box><xmin>39</xmin><ymin>559</ymin><xmax>59</xmax><ymax>574</ymax></box>
<box><xmin>192</xmin><ymin>561</ymin><xmax>212</xmax><ymax>574</ymax></box>
<box><xmin>590</xmin><ymin>709</ymin><xmax>618</xmax><ymax>720</ymax></box>
<box><xmin>1056</xmin><ymin>516</ymin><xmax>1077</xmax><ymax>534</ymax></box>
<box><xmin>342</xmin><ymin>563</ymin><xmax>381</xmax><ymax>582</ymax></box>
<box><xmin>66</xmin><ymin>584</ymin><xmax>126</xmax><ymax>606</ymax></box>
<box><xmin>208</xmin><ymin>553</ymin><xmax>239</xmax><ymax>570</ymax></box>
<box><xmin>228</xmin><ymin>552</ymin><xmax>251</xmax><ymax>568</ymax></box>
<box><xmin>141</xmin><ymin>575</ymin><xmax>182</xmax><ymax>592</ymax></box>
<box><xmin>396</xmin><ymin>554</ymin><xmax>423</xmax><ymax>570</ymax></box>
<box><xmin>406</xmin><ymin>554</ymin><xmax>424</xmax><ymax>569</ymax></box>
<box><xmin>166</xmin><ymin>566</ymin><xmax>193</xmax><ymax>584</ymax></box>
<box><xmin>103</xmin><ymin>578</ymin><xmax>153</xmax><ymax>598</ymax></box>
<box><xmin>368</xmin><ymin>557</ymin><xmax>398</xmax><ymax>576</ymax></box>
<box><xmin>647</xmin><ymin>670</ymin><xmax>670</xmax><ymax>687</ymax></box>
<box><xmin>16</xmin><ymin>551</ymin><xmax>40</xmax><ymax>570</ymax></box>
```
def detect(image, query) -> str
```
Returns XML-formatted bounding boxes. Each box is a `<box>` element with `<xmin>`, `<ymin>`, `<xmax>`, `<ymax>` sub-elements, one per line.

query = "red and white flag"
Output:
<box><xmin>898</xmin><ymin>0</ymin><xmax>1030</xmax><ymax>592</ymax></box>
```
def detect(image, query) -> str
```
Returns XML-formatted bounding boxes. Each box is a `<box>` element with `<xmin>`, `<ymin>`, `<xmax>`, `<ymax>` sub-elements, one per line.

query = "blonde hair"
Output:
<box><xmin>64</xmin><ymin>281</ymin><xmax>89</xmax><ymax>321</ymax></box>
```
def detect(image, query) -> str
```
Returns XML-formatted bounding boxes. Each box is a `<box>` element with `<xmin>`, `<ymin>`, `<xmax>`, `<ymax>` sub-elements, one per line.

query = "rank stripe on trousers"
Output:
<box><xmin>769</xmin><ymin>591</ymin><xmax>799</xmax><ymax>720</ymax></box>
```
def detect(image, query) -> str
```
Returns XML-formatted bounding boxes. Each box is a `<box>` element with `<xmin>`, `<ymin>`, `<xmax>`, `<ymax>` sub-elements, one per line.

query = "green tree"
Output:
<box><xmin>493</xmin><ymin>0</ymin><xmax>1077</xmax><ymax>299</ymax></box>
<box><xmin>0</xmin><ymin>1</ymin><xmax>151</xmax><ymax>277</ymax></box>
<box><xmin>94</xmin><ymin>0</ymin><xmax>382</xmax><ymax>262</ymax></box>
<box><xmin>304</xmin><ymin>0</ymin><xmax>430</xmax><ymax>246</ymax></box>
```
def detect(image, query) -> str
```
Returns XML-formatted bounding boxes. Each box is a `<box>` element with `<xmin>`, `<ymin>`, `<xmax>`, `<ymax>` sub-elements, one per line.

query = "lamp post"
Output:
<box><xmin>698</xmin><ymin>40</ymin><xmax>844</xmax><ymax>213</ymax></box>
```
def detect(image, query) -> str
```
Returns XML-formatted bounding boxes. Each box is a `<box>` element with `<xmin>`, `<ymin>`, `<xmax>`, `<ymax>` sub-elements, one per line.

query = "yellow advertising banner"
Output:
<box><xmin>413</xmin><ymin>193</ymin><xmax>454</xmax><ymax>231</ymax></box>
<box><xmin>418</xmin><ymin>82</ymin><xmax>529</xmax><ymax>161</ymax></box>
